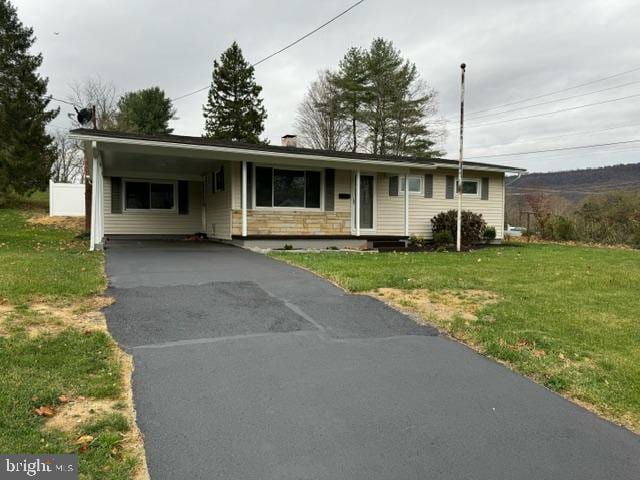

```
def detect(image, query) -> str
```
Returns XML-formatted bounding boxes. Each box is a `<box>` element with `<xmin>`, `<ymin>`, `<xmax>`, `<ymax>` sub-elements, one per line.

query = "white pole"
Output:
<box><xmin>241</xmin><ymin>161</ymin><xmax>247</xmax><ymax>237</ymax></box>
<box><xmin>355</xmin><ymin>170</ymin><xmax>361</xmax><ymax>237</ymax></box>
<box><xmin>456</xmin><ymin>63</ymin><xmax>466</xmax><ymax>252</ymax></box>
<box><xmin>89</xmin><ymin>154</ymin><xmax>97</xmax><ymax>251</ymax></box>
<box><xmin>404</xmin><ymin>172</ymin><xmax>409</xmax><ymax>237</ymax></box>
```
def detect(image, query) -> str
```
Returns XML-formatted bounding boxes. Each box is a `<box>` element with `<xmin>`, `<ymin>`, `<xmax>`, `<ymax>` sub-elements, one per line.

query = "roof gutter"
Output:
<box><xmin>68</xmin><ymin>132</ymin><xmax>438</xmax><ymax>170</ymax></box>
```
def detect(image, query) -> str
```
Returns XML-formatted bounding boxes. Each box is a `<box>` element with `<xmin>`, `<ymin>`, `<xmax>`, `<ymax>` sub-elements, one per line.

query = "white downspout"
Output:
<box><xmin>355</xmin><ymin>170</ymin><xmax>361</xmax><ymax>237</ymax></box>
<box><xmin>241</xmin><ymin>160</ymin><xmax>247</xmax><ymax>237</ymax></box>
<box><xmin>89</xmin><ymin>145</ymin><xmax>103</xmax><ymax>251</ymax></box>
<box><xmin>404</xmin><ymin>172</ymin><xmax>410</xmax><ymax>237</ymax></box>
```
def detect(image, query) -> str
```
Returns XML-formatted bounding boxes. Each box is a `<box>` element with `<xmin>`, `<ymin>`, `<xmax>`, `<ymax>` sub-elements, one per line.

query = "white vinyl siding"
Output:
<box><xmin>103</xmin><ymin>176</ymin><xmax>203</xmax><ymax>235</ymax></box>
<box><xmin>377</xmin><ymin>169</ymin><xmax>505</xmax><ymax>239</ymax></box>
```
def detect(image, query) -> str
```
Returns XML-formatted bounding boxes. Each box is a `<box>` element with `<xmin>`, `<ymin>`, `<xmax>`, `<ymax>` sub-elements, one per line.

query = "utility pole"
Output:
<box><xmin>456</xmin><ymin>63</ymin><xmax>466</xmax><ymax>252</ymax></box>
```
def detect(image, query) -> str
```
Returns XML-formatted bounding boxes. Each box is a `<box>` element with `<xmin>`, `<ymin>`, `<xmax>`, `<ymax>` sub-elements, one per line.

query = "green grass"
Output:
<box><xmin>0</xmin><ymin>209</ymin><xmax>104</xmax><ymax>304</ymax></box>
<box><xmin>271</xmin><ymin>244</ymin><xmax>640</xmax><ymax>431</ymax></box>
<box><xmin>0</xmin><ymin>206</ymin><xmax>138</xmax><ymax>479</ymax></box>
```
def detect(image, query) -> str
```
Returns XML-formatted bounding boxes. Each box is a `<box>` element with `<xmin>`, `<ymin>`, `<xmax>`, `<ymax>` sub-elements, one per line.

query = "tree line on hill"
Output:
<box><xmin>507</xmin><ymin>189</ymin><xmax>640</xmax><ymax>248</ymax></box>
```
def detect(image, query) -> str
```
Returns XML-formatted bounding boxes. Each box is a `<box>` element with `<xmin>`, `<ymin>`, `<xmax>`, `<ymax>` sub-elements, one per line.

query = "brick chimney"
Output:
<box><xmin>281</xmin><ymin>134</ymin><xmax>297</xmax><ymax>147</ymax></box>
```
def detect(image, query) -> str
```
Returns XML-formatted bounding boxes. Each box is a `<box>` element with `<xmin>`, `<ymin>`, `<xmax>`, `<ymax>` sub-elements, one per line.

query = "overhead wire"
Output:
<box><xmin>170</xmin><ymin>0</ymin><xmax>366</xmax><ymax>102</ymax></box>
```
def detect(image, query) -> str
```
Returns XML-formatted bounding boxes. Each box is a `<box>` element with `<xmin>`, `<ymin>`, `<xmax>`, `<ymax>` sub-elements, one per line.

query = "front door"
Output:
<box><xmin>356</xmin><ymin>175</ymin><xmax>374</xmax><ymax>230</ymax></box>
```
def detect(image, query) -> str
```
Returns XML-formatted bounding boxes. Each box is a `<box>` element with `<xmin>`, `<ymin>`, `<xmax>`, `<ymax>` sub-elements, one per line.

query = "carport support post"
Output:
<box><xmin>404</xmin><ymin>171</ymin><xmax>410</xmax><ymax>237</ymax></box>
<box><xmin>355</xmin><ymin>170</ymin><xmax>361</xmax><ymax>237</ymax></box>
<box><xmin>241</xmin><ymin>160</ymin><xmax>248</xmax><ymax>237</ymax></box>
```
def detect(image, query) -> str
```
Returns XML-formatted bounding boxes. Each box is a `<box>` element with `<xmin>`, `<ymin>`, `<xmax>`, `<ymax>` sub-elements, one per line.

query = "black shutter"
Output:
<box><xmin>424</xmin><ymin>174</ymin><xmax>433</xmax><ymax>198</ymax></box>
<box><xmin>178</xmin><ymin>180</ymin><xmax>189</xmax><ymax>214</ymax></box>
<box><xmin>111</xmin><ymin>177</ymin><xmax>122</xmax><ymax>214</ymax></box>
<box><xmin>246</xmin><ymin>162</ymin><xmax>253</xmax><ymax>209</ymax></box>
<box><xmin>211</xmin><ymin>172</ymin><xmax>216</xmax><ymax>193</ymax></box>
<box><xmin>446</xmin><ymin>175</ymin><xmax>455</xmax><ymax>199</ymax></box>
<box><xmin>389</xmin><ymin>175</ymin><xmax>399</xmax><ymax>196</ymax></box>
<box><xmin>481</xmin><ymin>177</ymin><xmax>489</xmax><ymax>200</ymax></box>
<box><xmin>219</xmin><ymin>165</ymin><xmax>225</xmax><ymax>191</ymax></box>
<box><xmin>324</xmin><ymin>169</ymin><xmax>335</xmax><ymax>211</ymax></box>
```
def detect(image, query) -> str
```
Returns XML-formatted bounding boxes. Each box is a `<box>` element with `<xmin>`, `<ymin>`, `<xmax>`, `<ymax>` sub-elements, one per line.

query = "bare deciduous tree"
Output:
<box><xmin>295</xmin><ymin>70</ymin><xmax>351</xmax><ymax>151</ymax></box>
<box><xmin>51</xmin><ymin>131</ymin><xmax>84</xmax><ymax>183</ymax></box>
<box><xmin>67</xmin><ymin>76</ymin><xmax>119</xmax><ymax>130</ymax></box>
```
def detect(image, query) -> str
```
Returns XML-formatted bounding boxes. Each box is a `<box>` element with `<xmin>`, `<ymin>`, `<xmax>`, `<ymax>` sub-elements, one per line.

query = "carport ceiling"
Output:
<box><xmin>101</xmin><ymin>149</ymin><xmax>220</xmax><ymax>175</ymax></box>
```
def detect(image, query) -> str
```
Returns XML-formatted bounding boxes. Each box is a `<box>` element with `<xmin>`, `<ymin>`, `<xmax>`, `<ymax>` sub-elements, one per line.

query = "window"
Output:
<box><xmin>213</xmin><ymin>167</ymin><xmax>224</xmax><ymax>192</ymax></box>
<box><xmin>255</xmin><ymin>167</ymin><xmax>321</xmax><ymax>208</ymax></box>
<box><xmin>124</xmin><ymin>180</ymin><xmax>175</xmax><ymax>210</ymax></box>
<box><xmin>399</xmin><ymin>175</ymin><xmax>423</xmax><ymax>194</ymax></box>
<box><xmin>456</xmin><ymin>179</ymin><xmax>480</xmax><ymax>197</ymax></box>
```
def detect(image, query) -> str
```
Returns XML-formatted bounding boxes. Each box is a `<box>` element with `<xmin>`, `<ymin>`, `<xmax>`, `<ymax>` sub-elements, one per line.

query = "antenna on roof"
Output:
<box><xmin>75</xmin><ymin>105</ymin><xmax>97</xmax><ymax>129</ymax></box>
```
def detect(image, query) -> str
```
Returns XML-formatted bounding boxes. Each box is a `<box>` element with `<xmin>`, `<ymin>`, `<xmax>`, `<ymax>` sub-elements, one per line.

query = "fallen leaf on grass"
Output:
<box><xmin>34</xmin><ymin>406</ymin><xmax>55</xmax><ymax>417</ymax></box>
<box><xmin>58</xmin><ymin>395</ymin><xmax>70</xmax><ymax>404</ymax></box>
<box><xmin>75</xmin><ymin>435</ymin><xmax>94</xmax><ymax>445</ymax></box>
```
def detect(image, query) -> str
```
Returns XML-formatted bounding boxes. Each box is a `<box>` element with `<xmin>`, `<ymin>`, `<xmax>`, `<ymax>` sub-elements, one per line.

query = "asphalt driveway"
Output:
<box><xmin>104</xmin><ymin>241</ymin><xmax>640</xmax><ymax>480</ymax></box>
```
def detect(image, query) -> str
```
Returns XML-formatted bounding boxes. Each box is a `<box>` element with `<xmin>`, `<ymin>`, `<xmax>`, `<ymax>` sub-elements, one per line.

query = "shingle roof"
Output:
<box><xmin>69</xmin><ymin>128</ymin><xmax>525</xmax><ymax>172</ymax></box>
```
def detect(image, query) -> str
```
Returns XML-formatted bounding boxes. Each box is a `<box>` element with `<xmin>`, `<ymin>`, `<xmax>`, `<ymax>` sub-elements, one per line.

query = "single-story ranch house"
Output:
<box><xmin>69</xmin><ymin>129</ymin><xmax>525</xmax><ymax>250</ymax></box>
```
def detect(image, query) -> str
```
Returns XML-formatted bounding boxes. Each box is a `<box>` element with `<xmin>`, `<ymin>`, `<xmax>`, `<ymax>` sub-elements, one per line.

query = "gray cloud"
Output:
<box><xmin>17</xmin><ymin>0</ymin><xmax>640</xmax><ymax>172</ymax></box>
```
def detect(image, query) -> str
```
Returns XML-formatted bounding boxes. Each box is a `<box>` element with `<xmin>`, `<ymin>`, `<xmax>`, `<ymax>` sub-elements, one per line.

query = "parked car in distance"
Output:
<box><xmin>505</xmin><ymin>225</ymin><xmax>527</xmax><ymax>237</ymax></box>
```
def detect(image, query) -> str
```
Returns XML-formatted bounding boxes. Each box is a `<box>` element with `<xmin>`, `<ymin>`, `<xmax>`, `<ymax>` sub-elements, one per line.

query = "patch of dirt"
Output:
<box><xmin>369</xmin><ymin>288</ymin><xmax>499</xmax><ymax>325</ymax></box>
<box><xmin>17</xmin><ymin>297</ymin><xmax>113</xmax><ymax>337</ymax></box>
<box><xmin>44</xmin><ymin>342</ymin><xmax>149</xmax><ymax>480</ymax></box>
<box><xmin>27</xmin><ymin>215</ymin><xmax>85</xmax><ymax>232</ymax></box>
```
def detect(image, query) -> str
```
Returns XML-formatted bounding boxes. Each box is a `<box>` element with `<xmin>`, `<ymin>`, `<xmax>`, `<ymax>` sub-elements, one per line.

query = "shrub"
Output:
<box><xmin>542</xmin><ymin>215</ymin><xmax>576</xmax><ymax>241</ymax></box>
<box><xmin>283</xmin><ymin>244</ymin><xmax>293</xmax><ymax>250</ymax></box>
<box><xmin>430</xmin><ymin>210</ymin><xmax>486</xmax><ymax>246</ymax></box>
<box><xmin>409</xmin><ymin>235</ymin><xmax>428</xmax><ymax>248</ymax></box>
<box><xmin>433</xmin><ymin>230</ymin><xmax>454</xmax><ymax>247</ymax></box>
<box><xmin>482</xmin><ymin>226</ymin><xmax>497</xmax><ymax>243</ymax></box>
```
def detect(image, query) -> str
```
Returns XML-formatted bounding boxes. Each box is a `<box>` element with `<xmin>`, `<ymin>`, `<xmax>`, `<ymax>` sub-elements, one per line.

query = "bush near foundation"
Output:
<box><xmin>430</xmin><ymin>210</ymin><xmax>486</xmax><ymax>246</ymax></box>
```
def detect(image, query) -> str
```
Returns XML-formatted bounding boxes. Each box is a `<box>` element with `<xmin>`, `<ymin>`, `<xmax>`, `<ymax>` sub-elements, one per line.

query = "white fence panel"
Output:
<box><xmin>49</xmin><ymin>181</ymin><xmax>85</xmax><ymax>217</ymax></box>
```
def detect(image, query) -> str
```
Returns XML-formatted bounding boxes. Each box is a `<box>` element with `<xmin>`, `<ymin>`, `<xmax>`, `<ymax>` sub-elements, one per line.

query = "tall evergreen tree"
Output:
<box><xmin>333</xmin><ymin>47</ymin><xmax>368</xmax><ymax>152</ymax></box>
<box><xmin>117</xmin><ymin>86</ymin><xmax>176</xmax><ymax>134</ymax></box>
<box><xmin>203</xmin><ymin>42</ymin><xmax>267</xmax><ymax>143</ymax></box>
<box><xmin>0</xmin><ymin>0</ymin><xmax>57</xmax><ymax>198</ymax></box>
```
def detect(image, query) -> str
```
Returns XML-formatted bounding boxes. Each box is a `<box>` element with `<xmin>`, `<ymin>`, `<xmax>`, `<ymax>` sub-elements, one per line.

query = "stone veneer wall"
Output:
<box><xmin>232</xmin><ymin>210</ymin><xmax>351</xmax><ymax>236</ymax></box>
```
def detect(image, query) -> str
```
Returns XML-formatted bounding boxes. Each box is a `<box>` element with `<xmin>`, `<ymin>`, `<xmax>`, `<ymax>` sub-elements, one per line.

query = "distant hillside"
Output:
<box><xmin>506</xmin><ymin>163</ymin><xmax>640</xmax><ymax>201</ymax></box>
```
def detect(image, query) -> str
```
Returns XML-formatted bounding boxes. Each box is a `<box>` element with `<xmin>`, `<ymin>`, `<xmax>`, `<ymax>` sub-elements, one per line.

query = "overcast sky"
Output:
<box><xmin>14</xmin><ymin>0</ymin><xmax>640</xmax><ymax>172</ymax></box>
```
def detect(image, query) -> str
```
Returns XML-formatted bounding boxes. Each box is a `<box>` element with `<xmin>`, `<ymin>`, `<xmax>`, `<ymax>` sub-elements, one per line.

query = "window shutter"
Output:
<box><xmin>445</xmin><ymin>175</ymin><xmax>455</xmax><ymax>199</ymax></box>
<box><xmin>324</xmin><ymin>169</ymin><xmax>335</xmax><ymax>211</ymax></box>
<box><xmin>246</xmin><ymin>162</ymin><xmax>253</xmax><ymax>209</ymax></box>
<box><xmin>424</xmin><ymin>174</ymin><xmax>433</xmax><ymax>198</ymax></box>
<box><xmin>211</xmin><ymin>172</ymin><xmax>216</xmax><ymax>193</ymax></box>
<box><xmin>111</xmin><ymin>177</ymin><xmax>122</xmax><ymax>214</ymax></box>
<box><xmin>389</xmin><ymin>175</ymin><xmax>399</xmax><ymax>196</ymax></box>
<box><xmin>178</xmin><ymin>181</ymin><xmax>189</xmax><ymax>214</ymax></box>
<box><xmin>481</xmin><ymin>177</ymin><xmax>489</xmax><ymax>200</ymax></box>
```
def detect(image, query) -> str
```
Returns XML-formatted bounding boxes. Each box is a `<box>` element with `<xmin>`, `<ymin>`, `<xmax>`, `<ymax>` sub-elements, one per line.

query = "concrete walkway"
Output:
<box><xmin>104</xmin><ymin>241</ymin><xmax>640</xmax><ymax>480</ymax></box>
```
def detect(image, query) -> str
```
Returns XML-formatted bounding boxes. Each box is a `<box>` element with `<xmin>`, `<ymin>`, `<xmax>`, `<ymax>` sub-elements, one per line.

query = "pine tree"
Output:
<box><xmin>0</xmin><ymin>0</ymin><xmax>57</xmax><ymax>198</ymax></box>
<box><xmin>333</xmin><ymin>47</ymin><xmax>368</xmax><ymax>152</ymax></box>
<box><xmin>117</xmin><ymin>86</ymin><xmax>176</xmax><ymax>134</ymax></box>
<box><xmin>203</xmin><ymin>42</ymin><xmax>267</xmax><ymax>143</ymax></box>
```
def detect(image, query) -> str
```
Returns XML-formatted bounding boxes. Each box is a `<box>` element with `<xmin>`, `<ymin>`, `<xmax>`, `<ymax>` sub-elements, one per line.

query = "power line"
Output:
<box><xmin>463</xmin><ymin>122</ymin><xmax>640</xmax><ymax>153</ymax></box>
<box><xmin>464</xmin><ymin>65</ymin><xmax>640</xmax><ymax>116</ymax></box>
<box><xmin>171</xmin><ymin>0</ymin><xmax>366</xmax><ymax>102</ymax></box>
<box><xmin>464</xmin><ymin>92</ymin><xmax>640</xmax><ymax>129</ymax></box>
<box><xmin>466</xmin><ymin>139</ymin><xmax>640</xmax><ymax>159</ymax></box>
<box><xmin>48</xmin><ymin>96</ymin><xmax>77</xmax><ymax>107</ymax></box>
<box><xmin>461</xmin><ymin>79</ymin><xmax>640</xmax><ymax>121</ymax></box>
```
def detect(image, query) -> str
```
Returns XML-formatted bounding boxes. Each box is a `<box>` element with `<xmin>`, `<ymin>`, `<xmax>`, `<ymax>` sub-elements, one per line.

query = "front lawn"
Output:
<box><xmin>271</xmin><ymin>244</ymin><xmax>640</xmax><ymax>432</ymax></box>
<box><xmin>0</xmin><ymin>206</ymin><xmax>143</xmax><ymax>479</ymax></box>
